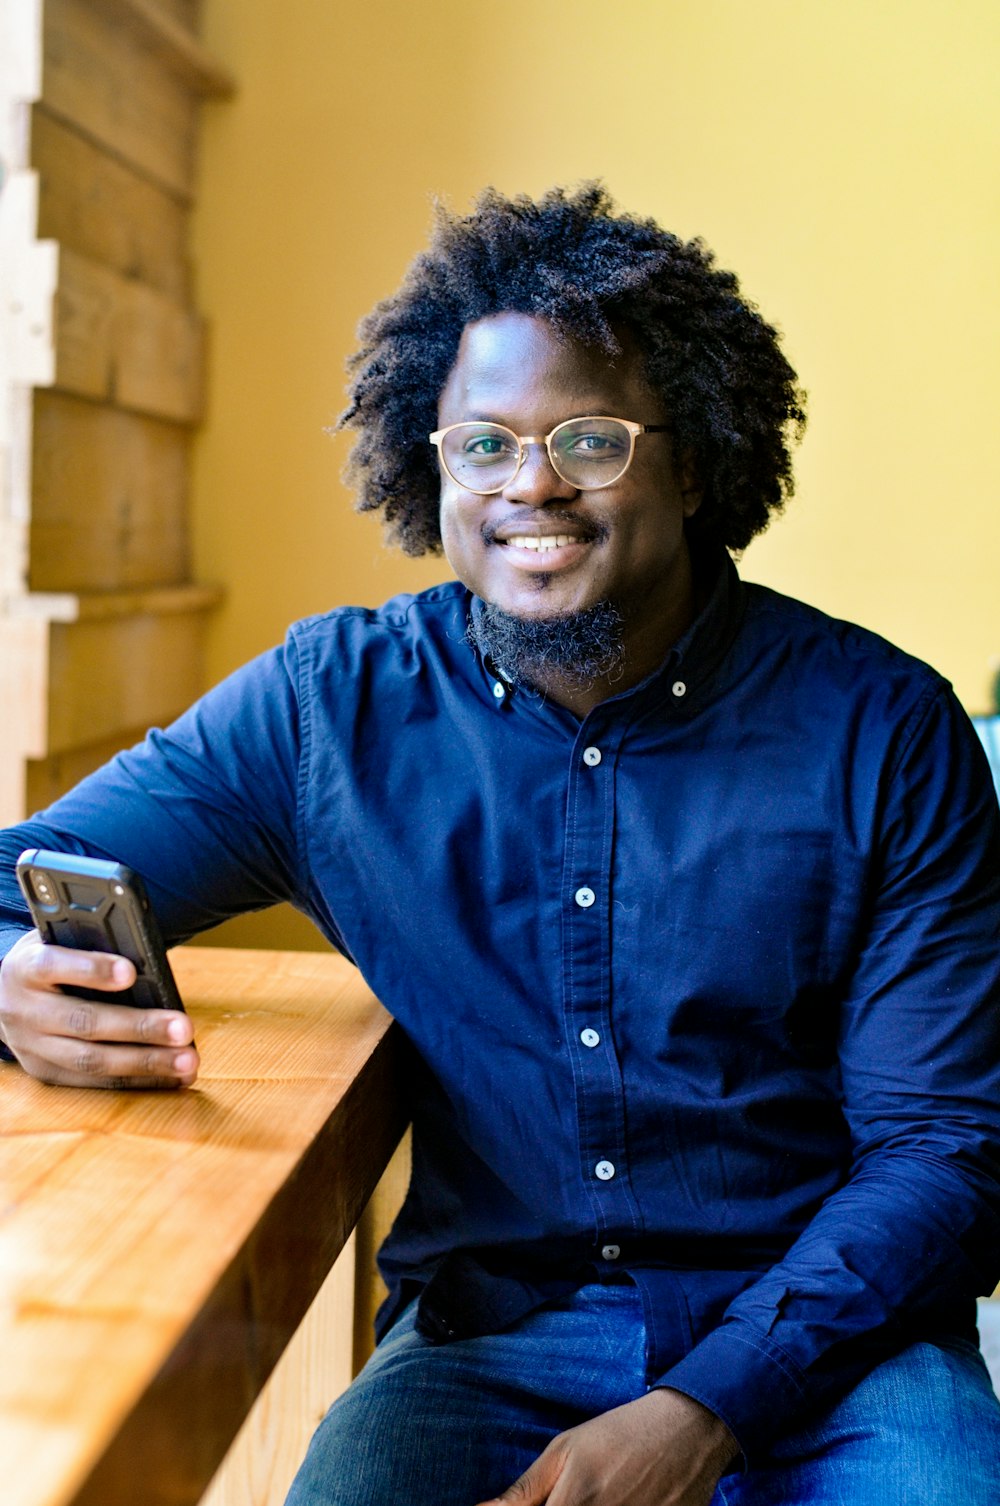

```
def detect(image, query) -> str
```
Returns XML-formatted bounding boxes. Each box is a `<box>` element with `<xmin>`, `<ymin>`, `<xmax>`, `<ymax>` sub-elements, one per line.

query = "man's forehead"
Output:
<box><xmin>441</xmin><ymin>312</ymin><xmax>646</xmax><ymax>416</ymax></box>
<box><xmin>453</xmin><ymin>311</ymin><xmax>611</xmax><ymax>366</ymax></box>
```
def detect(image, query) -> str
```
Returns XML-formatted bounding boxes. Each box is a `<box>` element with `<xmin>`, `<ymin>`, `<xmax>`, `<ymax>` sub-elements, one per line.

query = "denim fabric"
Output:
<box><xmin>285</xmin><ymin>1285</ymin><xmax>1000</xmax><ymax>1506</ymax></box>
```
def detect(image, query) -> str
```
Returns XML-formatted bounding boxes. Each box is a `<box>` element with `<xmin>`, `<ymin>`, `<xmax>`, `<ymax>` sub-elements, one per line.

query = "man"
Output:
<box><xmin>2</xmin><ymin>185</ymin><xmax>1000</xmax><ymax>1505</ymax></box>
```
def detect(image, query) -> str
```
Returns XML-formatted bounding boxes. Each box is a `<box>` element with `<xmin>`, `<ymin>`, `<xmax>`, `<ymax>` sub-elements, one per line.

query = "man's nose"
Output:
<box><xmin>501</xmin><ymin>441</ymin><xmax>578</xmax><ymax>504</ymax></box>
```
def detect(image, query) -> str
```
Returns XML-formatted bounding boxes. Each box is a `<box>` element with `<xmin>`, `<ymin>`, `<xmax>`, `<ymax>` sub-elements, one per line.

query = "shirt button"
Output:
<box><xmin>672</xmin><ymin>680</ymin><xmax>687</xmax><ymax>698</ymax></box>
<box><xmin>580</xmin><ymin>1028</ymin><xmax>600</xmax><ymax>1048</ymax></box>
<box><xmin>583</xmin><ymin>746</ymin><xmax>602</xmax><ymax>767</ymax></box>
<box><xmin>574</xmin><ymin>887</ymin><xmax>596</xmax><ymax>909</ymax></box>
<box><xmin>595</xmin><ymin>1160</ymin><xmax>616</xmax><ymax>1181</ymax></box>
<box><xmin>492</xmin><ymin>681</ymin><xmax>506</xmax><ymax>700</ymax></box>
<box><xmin>601</xmin><ymin>1244</ymin><xmax>621</xmax><ymax>1261</ymax></box>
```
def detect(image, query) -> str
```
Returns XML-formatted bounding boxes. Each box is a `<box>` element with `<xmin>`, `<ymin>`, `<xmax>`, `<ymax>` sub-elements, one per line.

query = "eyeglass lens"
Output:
<box><xmin>440</xmin><ymin>418</ymin><xmax>634</xmax><ymax>492</ymax></box>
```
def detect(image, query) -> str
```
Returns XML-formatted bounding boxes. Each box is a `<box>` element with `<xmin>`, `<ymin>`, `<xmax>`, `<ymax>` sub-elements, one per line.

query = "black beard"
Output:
<box><xmin>469</xmin><ymin>599</ymin><xmax>626</xmax><ymax>694</ymax></box>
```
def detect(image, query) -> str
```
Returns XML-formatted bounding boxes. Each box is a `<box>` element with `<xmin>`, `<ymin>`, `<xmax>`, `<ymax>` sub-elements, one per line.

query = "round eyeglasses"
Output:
<box><xmin>428</xmin><ymin>416</ymin><xmax>671</xmax><ymax>495</ymax></box>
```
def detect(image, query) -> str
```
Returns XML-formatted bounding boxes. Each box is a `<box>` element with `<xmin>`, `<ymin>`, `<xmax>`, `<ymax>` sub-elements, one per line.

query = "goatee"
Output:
<box><xmin>469</xmin><ymin>598</ymin><xmax>626</xmax><ymax>694</ymax></box>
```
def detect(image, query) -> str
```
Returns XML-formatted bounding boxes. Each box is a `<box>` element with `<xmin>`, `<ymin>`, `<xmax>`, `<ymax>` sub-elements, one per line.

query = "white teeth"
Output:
<box><xmin>505</xmin><ymin>534</ymin><xmax>576</xmax><ymax>551</ymax></box>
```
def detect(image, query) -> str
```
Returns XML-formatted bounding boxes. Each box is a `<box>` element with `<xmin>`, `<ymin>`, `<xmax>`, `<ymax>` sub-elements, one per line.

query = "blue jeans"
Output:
<box><xmin>285</xmin><ymin>1283</ymin><xmax>1000</xmax><ymax>1505</ymax></box>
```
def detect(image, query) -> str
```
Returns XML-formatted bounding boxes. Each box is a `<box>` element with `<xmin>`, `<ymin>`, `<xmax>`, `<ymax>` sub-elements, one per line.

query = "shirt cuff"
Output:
<box><xmin>652</xmin><ymin>1320</ymin><xmax>809</xmax><ymax>1465</ymax></box>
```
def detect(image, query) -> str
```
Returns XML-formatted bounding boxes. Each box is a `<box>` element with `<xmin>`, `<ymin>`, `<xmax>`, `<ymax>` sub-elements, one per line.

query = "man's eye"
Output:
<box><xmin>564</xmin><ymin>433</ymin><xmax>625</xmax><ymax>457</ymax></box>
<box><xmin>461</xmin><ymin>433</ymin><xmax>515</xmax><ymax>461</ymax></box>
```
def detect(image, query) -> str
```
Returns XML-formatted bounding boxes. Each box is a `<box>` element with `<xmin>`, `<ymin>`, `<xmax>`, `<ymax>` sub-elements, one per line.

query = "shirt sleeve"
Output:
<box><xmin>653</xmin><ymin>682</ymin><xmax>1000</xmax><ymax>1458</ymax></box>
<box><xmin>0</xmin><ymin>633</ymin><xmax>312</xmax><ymax>963</ymax></box>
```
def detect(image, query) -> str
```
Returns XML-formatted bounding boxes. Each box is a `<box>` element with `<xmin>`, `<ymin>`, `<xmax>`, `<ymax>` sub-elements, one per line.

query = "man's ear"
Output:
<box><xmin>678</xmin><ymin>449</ymin><xmax>703</xmax><ymax>518</ymax></box>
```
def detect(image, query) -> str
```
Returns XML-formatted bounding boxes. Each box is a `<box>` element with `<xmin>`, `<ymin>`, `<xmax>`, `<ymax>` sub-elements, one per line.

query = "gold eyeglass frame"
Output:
<box><xmin>428</xmin><ymin>417</ymin><xmax>671</xmax><ymax>495</ymax></box>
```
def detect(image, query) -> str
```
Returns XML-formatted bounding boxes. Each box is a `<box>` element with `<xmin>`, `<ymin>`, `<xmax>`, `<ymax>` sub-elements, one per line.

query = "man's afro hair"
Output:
<box><xmin>339</xmin><ymin>183</ymin><xmax>805</xmax><ymax>555</ymax></box>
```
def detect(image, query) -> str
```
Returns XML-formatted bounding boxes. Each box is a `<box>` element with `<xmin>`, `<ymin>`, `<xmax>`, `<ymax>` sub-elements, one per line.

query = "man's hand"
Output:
<box><xmin>0</xmin><ymin>931</ymin><xmax>198</xmax><ymax>1089</ymax></box>
<box><xmin>474</xmin><ymin>1388</ymin><xmax>739</xmax><ymax>1506</ymax></box>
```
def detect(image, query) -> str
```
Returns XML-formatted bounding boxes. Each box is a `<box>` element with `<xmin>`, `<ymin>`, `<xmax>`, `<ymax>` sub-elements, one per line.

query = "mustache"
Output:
<box><xmin>481</xmin><ymin>510</ymin><xmax>609</xmax><ymax>547</ymax></box>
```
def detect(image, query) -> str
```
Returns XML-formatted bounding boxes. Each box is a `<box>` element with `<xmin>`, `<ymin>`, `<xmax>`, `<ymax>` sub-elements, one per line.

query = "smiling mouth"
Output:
<box><xmin>502</xmin><ymin>533</ymin><xmax>579</xmax><ymax>552</ymax></box>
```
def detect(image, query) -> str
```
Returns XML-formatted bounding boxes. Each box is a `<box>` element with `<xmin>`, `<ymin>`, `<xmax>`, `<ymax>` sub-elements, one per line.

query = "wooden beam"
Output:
<box><xmin>87</xmin><ymin>0</ymin><xmax>236</xmax><ymax>100</ymax></box>
<box><xmin>10</xmin><ymin>583</ymin><xmax>224</xmax><ymax>624</ymax></box>
<box><xmin>30</xmin><ymin>391</ymin><xmax>192</xmax><ymax>593</ymax></box>
<box><xmin>43</xmin><ymin>0</ymin><xmax>200</xmax><ymax>199</ymax></box>
<box><xmin>54</xmin><ymin>247</ymin><xmax>205</xmax><ymax>423</ymax></box>
<box><xmin>33</xmin><ymin>108</ymin><xmax>192</xmax><ymax>300</ymax></box>
<box><xmin>43</xmin><ymin>597</ymin><xmax>218</xmax><ymax>751</ymax></box>
<box><xmin>0</xmin><ymin>585</ymin><xmax>222</xmax><ymax>824</ymax></box>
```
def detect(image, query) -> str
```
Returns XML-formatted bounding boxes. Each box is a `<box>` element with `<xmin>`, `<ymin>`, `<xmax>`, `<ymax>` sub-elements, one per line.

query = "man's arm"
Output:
<box><xmin>0</xmin><ymin>638</ymin><xmax>307</xmax><ymax>1085</ymax></box>
<box><xmin>649</xmin><ymin>684</ymin><xmax>1000</xmax><ymax>1454</ymax></box>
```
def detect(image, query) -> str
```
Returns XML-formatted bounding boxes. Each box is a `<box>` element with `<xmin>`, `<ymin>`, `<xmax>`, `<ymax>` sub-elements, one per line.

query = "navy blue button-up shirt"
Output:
<box><xmin>3</xmin><ymin>553</ymin><xmax>1000</xmax><ymax>1458</ymax></box>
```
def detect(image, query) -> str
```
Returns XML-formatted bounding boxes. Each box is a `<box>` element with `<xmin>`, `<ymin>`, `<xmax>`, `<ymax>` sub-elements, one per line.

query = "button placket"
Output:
<box><xmin>564</xmin><ymin>722</ymin><xmax>639</xmax><ymax>1246</ymax></box>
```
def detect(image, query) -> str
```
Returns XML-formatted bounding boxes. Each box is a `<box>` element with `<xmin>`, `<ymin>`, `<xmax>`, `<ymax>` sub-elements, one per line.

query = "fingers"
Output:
<box><xmin>22</xmin><ymin>1033</ymin><xmax>199</xmax><ymax>1092</ymax></box>
<box><xmin>477</xmin><ymin>1393</ymin><xmax>738</xmax><ymax>1506</ymax></box>
<box><xmin>474</xmin><ymin>1446</ymin><xmax>563</xmax><ymax>1505</ymax></box>
<box><xmin>0</xmin><ymin>933</ymin><xmax>198</xmax><ymax>1090</ymax></box>
<box><xmin>25</xmin><ymin>935</ymin><xmax>137</xmax><ymax>995</ymax></box>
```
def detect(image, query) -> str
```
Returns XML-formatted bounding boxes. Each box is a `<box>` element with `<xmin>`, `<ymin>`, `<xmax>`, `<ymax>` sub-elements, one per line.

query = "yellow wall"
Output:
<box><xmin>191</xmin><ymin>0</ymin><xmax>999</xmax><ymax>944</ymax></box>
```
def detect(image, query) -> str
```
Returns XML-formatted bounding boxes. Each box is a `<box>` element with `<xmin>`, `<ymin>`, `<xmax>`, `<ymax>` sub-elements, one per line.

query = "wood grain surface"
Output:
<box><xmin>0</xmin><ymin>947</ymin><xmax>405</xmax><ymax>1506</ymax></box>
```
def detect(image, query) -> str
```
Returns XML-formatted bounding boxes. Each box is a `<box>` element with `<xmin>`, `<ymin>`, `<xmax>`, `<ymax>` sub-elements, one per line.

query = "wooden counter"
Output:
<box><xmin>0</xmin><ymin>947</ymin><xmax>405</xmax><ymax>1506</ymax></box>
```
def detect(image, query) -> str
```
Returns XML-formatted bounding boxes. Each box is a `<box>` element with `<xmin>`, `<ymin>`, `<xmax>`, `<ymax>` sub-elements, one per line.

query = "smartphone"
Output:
<box><xmin>16</xmin><ymin>849</ymin><xmax>185</xmax><ymax>1012</ymax></box>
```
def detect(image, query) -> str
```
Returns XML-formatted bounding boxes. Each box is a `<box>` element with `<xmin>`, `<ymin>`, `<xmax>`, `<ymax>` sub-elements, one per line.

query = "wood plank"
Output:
<box><xmin>0</xmin><ymin>616</ymin><xmax>49</xmax><ymax>825</ymax></box>
<box><xmin>87</xmin><ymin>0</ymin><xmax>236</xmax><ymax>99</ymax></box>
<box><xmin>28</xmin><ymin>521</ymin><xmax>191</xmax><ymax>595</ymax></box>
<box><xmin>11</xmin><ymin>583</ymin><xmax>223</xmax><ymax>623</ymax></box>
<box><xmin>43</xmin><ymin>0</ymin><xmax>199</xmax><ymax>199</ymax></box>
<box><xmin>30</xmin><ymin>390</ymin><xmax>191</xmax><ymax>593</ymax></box>
<box><xmin>55</xmin><ymin>246</ymin><xmax>205</xmax><ymax>422</ymax></box>
<box><xmin>43</xmin><ymin>601</ymin><xmax>214</xmax><ymax>752</ymax></box>
<box><xmin>114</xmin><ymin>273</ymin><xmax>204</xmax><ymax>420</ymax></box>
<box><xmin>352</xmin><ymin>1132</ymin><xmax>412</xmax><ymax>1373</ymax></box>
<box><xmin>33</xmin><ymin>108</ymin><xmax>192</xmax><ymax>300</ymax></box>
<box><xmin>8</xmin><ymin>596</ymin><xmax>220</xmax><ymax>820</ymax></box>
<box><xmin>0</xmin><ymin>948</ymin><xmax>405</xmax><ymax>1506</ymax></box>
<box><xmin>155</xmin><ymin>0</ymin><xmax>202</xmax><ymax>31</ymax></box>
<box><xmin>200</xmin><ymin>1237</ymin><xmax>358</xmax><ymax>1506</ymax></box>
<box><xmin>0</xmin><ymin>584</ymin><xmax>220</xmax><ymax>766</ymax></box>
